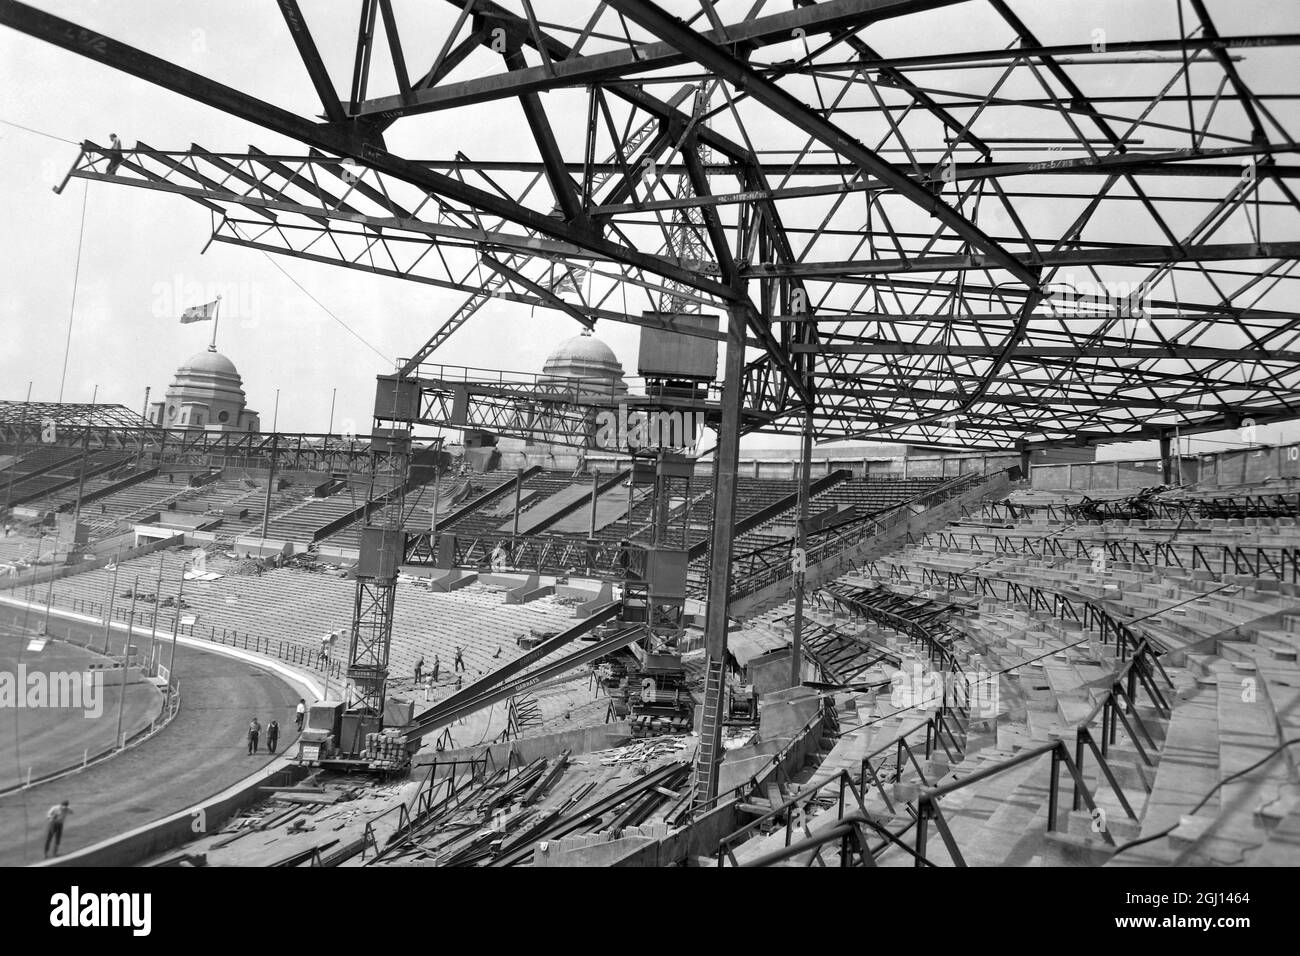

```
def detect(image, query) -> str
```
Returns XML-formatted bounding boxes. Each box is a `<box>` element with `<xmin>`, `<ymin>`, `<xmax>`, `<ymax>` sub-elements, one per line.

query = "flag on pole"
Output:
<box><xmin>180</xmin><ymin>297</ymin><xmax>220</xmax><ymax>323</ymax></box>
<box><xmin>554</xmin><ymin>267</ymin><xmax>583</xmax><ymax>297</ymax></box>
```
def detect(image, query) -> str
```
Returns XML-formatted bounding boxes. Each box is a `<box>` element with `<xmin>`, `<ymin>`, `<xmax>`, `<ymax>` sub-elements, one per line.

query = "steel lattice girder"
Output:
<box><xmin>383</xmin><ymin>364</ymin><xmax>768</xmax><ymax>446</ymax></box>
<box><xmin>0</xmin><ymin>409</ymin><xmax>409</xmax><ymax>470</ymax></box>
<box><xmin>6</xmin><ymin>0</ymin><xmax>1300</xmax><ymax>450</ymax></box>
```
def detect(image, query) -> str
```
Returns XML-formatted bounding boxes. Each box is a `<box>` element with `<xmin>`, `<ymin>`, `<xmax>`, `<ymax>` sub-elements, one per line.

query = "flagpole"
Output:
<box><xmin>209</xmin><ymin>296</ymin><xmax>222</xmax><ymax>351</ymax></box>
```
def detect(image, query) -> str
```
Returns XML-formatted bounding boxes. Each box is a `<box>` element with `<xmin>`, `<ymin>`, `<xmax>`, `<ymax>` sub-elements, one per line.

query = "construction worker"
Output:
<box><xmin>105</xmin><ymin>132</ymin><xmax>124</xmax><ymax>174</ymax></box>
<box><xmin>414</xmin><ymin>656</ymin><xmax>424</xmax><ymax>685</ymax></box>
<box><xmin>44</xmin><ymin>801</ymin><xmax>72</xmax><ymax>858</ymax></box>
<box><xmin>294</xmin><ymin>699</ymin><xmax>306</xmax><ymax>732</ymax></box>
<box><xmin>431</xmin><ymin>655</ymin><xmax>440</xmax><ymax>682</ymax></box>
<box><xmin>266</xmin><ymin>720</ymin><xmax>280</xmax><ymax>754</ymax></box>
<box><xmin>617</xmin><ymin>539</ymin><xmax>631</xmax><ymax>578</ymax></box>
<box><xmin>247</xmin><ymin>717</ymin><xmax>261</xmax><ymax>755</ymax></box>
<box><xmin>454</xmin><ymin>645</ymin><xmax>465</xmax><ymax>672</ymax></box>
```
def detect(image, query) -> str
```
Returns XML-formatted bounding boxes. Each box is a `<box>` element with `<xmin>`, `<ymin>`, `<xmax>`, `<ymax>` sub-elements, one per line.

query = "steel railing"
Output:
<box><xmin>738</xmin><ymin>577</ymin><xmax>1176</xmax><ymax>866</ymax></box>
<box><xmin>717</xmin><ymin>470</ymin><xmax>997</xmax><ymax>600</ymax></box>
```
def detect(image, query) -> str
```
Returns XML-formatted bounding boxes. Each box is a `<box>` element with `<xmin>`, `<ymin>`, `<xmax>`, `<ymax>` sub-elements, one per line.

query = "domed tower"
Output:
<box><xmin>541</xmin><ymin>330</ymin><xmax>628</xmax><ymax>396</ymax></box>
<box><xmin>149</xmin><ymin>347</ymin><xmax>261</xmax><ymax>431</ymax></box>
<box><xmin>540</xmin><ymin>331</ymin><xmax>626</xmax><ymax>447</ymax></box>
<box><xmin>487</xmin><ymin>330</ymin><xmax>626</xmax><ymax>469</ymax></box>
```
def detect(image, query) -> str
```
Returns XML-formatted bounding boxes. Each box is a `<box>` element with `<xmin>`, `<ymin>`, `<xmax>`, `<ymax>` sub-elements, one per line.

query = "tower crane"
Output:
<box><xmin>297</xmin><ymin>84</ymin><xmax>723</xmax><ymax>771</ymax></box>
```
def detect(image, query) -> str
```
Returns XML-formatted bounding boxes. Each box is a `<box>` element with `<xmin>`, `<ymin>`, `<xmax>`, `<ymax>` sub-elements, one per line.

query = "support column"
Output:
<box><xmin>261</xmin><ymin>434</ymin><xmax>278</xmax><ymax>539</ymax></box>
<box><xmin>589</xmin><ymin>469</ymin><xmax>599</xmax><ymax>539</ymax></box>
<box><xmin>790</xmin><ymin>405</ymin><xmax>813</xmax><ymax>688</ymax></box>
<box><xmin>1159</xmin><ymin>433</ymin><xmax>1173</xmax><ymax>486</ymax></box>
<box><xmin>693</xmin><ymin>302</ymin><xmax>748</xmax><ymax>808</ymax></box>
<box><xmin>512</xmin><ymin>467</ymin><xmax>522</xmax><ymax>539</ymax></box>
<box><xmin>68</xmin><ymin>427</ymin><xmax>92</xmax><ymax>539</ymax></box>
<box><xmin>430</xmin><ymin>467</ymin><xmax>441</xmax><ymax>533</ymax></box>
<box><xmin>626</xmin><ymin>470</ymin><xmax>634</xmax><ymax>539</ymax></box>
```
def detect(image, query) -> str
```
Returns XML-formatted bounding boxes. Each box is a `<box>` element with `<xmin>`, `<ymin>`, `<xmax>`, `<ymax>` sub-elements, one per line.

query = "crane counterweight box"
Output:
<box><xmin>645</xmin><ymin>548</ymin><xmax>689</xmax><ymax>602</ymax></box>
<box><xmin>637</xmin><ymin>313</ymin><xmax>720</xmax><ymax>380</ymax></box>
<box><xmin>358</xmin><ymin>527</ymin><xmax>405</xmax><ymax>579</ymax></box>
<box><xmin>374</xmin><ymin>376</ymin><xmax>421</xmax><ymax>422</ymax></box>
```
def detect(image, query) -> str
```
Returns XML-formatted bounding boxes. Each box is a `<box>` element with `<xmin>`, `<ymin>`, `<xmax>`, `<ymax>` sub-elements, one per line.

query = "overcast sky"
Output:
<box><xmin>1</xmin><ymin>0</ymin><xmax>1296</xmax><ymax>460</ymax></box>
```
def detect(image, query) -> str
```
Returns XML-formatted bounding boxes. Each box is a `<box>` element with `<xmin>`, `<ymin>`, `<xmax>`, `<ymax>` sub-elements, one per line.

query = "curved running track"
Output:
<box><xmin>0</xmin><ymin>605</ymin><xmax>301</xmax><ymax>865</ymax></box>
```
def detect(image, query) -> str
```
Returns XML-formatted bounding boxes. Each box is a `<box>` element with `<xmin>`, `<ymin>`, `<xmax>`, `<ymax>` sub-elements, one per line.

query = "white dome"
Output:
<box><xmin>159</xmin><ymin>346</ymin><xmax>259</xmax><ymax>432</ymax></box>
<box><xmin>541</xmin><ymin>331</ymin><xmax>625</xmax><ymax>384</ymax></box>
<box><xmin>178</xmin><ymin>348</ymin><xmax>239</xmax><ymax>377</ymax></box>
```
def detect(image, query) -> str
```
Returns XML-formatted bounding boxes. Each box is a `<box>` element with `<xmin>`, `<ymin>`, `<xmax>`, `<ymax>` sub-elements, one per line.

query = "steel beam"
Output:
<box><xmin>791</xmin><ymin>405</ymin><xmax>814</xmax><ymax>687</ymax></box>
<box><xmin>354</xmin><ymin>0</ymin><xmax>965</xmax><ymax>118</ymax></box>
<box><xmin>0</xmin><ymin>1</ymin><xmax>737</xmax><ymax>303</ymax></box>
<box><xmin>606</xmin><ymin>0</ymin><xmax>1040</xmax><ymax>291</ymax></box>
<box><xmin>276</xmin><ymin>0</ymin><xmax>346</xmax><ymax>123</ymax></box>
<box><xmin>694</xmin><ymin>301</ymin><xmax>749</xmax><ymax>807</ymax></box>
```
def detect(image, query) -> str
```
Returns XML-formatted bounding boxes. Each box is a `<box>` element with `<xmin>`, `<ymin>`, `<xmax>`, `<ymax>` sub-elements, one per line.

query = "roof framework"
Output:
<box><xmin>7</xmin><ymin>0</ymin><xmax>1300</xmax><ymax>450</ymax></box>
<box><xmin>0</xmin><ymin>401</ymin><xmax>154</xmax><ymax>431</ymax></box>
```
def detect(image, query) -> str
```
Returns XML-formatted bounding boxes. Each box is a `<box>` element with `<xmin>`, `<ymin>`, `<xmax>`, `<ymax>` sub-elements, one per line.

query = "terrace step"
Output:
<box><xmin>1107</xmin><ymin>681</ymin><xmax>1220</xmax><ymax>866</ymax></box>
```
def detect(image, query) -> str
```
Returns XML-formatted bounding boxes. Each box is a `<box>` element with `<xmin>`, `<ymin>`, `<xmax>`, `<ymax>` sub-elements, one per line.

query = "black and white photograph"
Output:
<box><xmin>0</xmin><ymin>0</ymin><xmax>1294</xmax><ymax>928</ymax></box>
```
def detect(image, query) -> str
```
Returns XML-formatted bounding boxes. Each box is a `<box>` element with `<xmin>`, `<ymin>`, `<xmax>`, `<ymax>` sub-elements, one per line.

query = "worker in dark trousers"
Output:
<box><xmin>105</xmin><ymin>133</ymin><xmax>124</xmax><ymax>174</ymax></box>
<box><xmin>266</xmin><ymin>720</ymin><xmax>279</xmax><ymax>754</ymax></box>
<box><xmin>294</xmin><ymin>699</ymin><xmax>306</xmax><ymax>732</ymax></box>
<box><xmin>247</xmin><ymin>717</ymin><xmax>260</xmax><ymax>754</ymax></box>
<box><xmin>454</xmin><ymin>646</ymin><xmax>465</xmax><ymax>672</ymax></box>
<box><xmin>617</xmin><ymin>539</ymin><xmax>631</xmax><ymax>578</ymax></box>
<box><xmin>414</xmin><ymin>656</ymin><xmax>424</xmax><ymax>685</ymax></box>
<box><xmin>44</xmin><ymin>801</ymin><xmax>72</xmax><ymax>858</ymax></box>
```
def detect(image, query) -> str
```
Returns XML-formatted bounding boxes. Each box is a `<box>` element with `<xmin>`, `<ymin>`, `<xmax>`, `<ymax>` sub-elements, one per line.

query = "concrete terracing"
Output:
<box><xmin>712</xmin><ymin>484</ymin><xmax>1300</xmax><ymax>867</ymax></box>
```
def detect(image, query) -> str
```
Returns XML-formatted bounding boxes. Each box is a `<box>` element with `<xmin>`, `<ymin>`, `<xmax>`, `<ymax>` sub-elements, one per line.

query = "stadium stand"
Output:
<box><xmin>714</xmin><ymin>481</ymin><xmax>1300</xmax><ymax>867</ymax></box>
<box><xmin>8</xmin><ymin>445</ymin><xmax>1300</xmax><ymax>868</ymax></box>
<box><xmin>2</xmin><ymin>448</ymin><xmax>133</xmax><ymax>507</ymax></box>
<box><xmin>24</xmin><ymin>547</ymin><xmax>582</xmax><ymax>705</ymax></box>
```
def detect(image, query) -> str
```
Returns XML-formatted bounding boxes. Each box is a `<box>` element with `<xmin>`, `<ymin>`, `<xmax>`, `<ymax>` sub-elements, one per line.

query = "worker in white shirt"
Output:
<box><xmin>45</xmin><ymin>801</ymin><xmax>72</xmax><ymax>858</ymax></box>
<box><xmin>105</xmin><ymin>132</ymin><xmax>124</xmax><ymax>174</ymax></box>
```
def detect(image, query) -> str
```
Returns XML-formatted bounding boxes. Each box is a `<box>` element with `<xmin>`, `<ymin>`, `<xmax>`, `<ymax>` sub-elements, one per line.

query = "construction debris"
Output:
<box><xmin>587</xmin><ymin>735</ymin><xmax>690</xmax><ymax>766</ymax></box>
